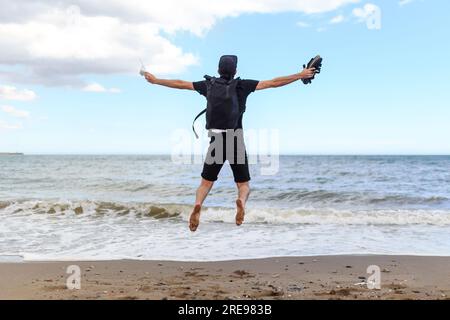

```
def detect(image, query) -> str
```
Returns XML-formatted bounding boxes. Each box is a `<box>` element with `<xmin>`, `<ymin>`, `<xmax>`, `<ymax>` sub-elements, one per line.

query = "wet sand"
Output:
<box><xmin>1</xmin><ymin>255</ymin><xmax>449</xmax><ymax>300</ymax></box>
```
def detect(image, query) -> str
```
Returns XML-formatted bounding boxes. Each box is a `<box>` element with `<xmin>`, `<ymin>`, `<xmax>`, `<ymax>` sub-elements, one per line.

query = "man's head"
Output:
<box><xmin>218</xmin><ymin>55</ymin><xmax>238</xmax><ymax>79</ymax></box>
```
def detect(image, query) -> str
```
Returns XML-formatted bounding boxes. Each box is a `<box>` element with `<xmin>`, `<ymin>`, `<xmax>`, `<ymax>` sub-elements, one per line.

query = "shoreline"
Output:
<box><xmin>1</xmin><ymin>255</ymin><xmax>449</xmax><ymax>300</ymax></box>
<box><xmin>3</xmin><ymin>252</ymin><xmax>450</xmax><ymax>263</ymax></box>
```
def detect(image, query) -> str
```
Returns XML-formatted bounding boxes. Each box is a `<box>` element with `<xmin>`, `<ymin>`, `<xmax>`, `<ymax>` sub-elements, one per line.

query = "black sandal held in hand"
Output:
<box><xmin>302</xmin><ymin>55</ymin><xmax>323</xmax><ymax>85</ymax></box>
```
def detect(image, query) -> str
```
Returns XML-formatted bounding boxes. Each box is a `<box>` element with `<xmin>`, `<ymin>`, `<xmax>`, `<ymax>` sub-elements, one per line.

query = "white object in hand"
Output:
<box><xmin>139</xmin><ymin>58</ymin><xmax>146</xmax><ymax>76</ymax></box>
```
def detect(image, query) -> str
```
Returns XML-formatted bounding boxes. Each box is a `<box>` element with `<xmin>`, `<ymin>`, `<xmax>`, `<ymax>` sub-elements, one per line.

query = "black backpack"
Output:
<box><xmin>192</xmin><ymin>75</ymin><xmax>242</xmax><ymax>138</ymax></box>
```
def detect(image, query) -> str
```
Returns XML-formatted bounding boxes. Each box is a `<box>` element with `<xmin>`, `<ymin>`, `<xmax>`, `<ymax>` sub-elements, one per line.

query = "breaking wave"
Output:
<box><xmin>1</xmin><ymin>199</ymin><xmax>450</xmax><ymax>226</ymax></box>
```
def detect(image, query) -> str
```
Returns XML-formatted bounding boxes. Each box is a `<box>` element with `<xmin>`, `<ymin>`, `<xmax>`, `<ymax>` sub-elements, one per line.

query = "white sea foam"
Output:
<box><xmin>2</xmin><ymin>199</ymin><xmax>450</xmax><ymax>226</ymax></box>
<box><xmin>198</xmin><ymin>207</ymin><xmax>450</xmax><ymax>226</ymax></box>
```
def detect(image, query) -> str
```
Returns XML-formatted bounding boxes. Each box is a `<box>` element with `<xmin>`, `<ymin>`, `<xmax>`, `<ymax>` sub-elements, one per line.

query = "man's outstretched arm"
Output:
<box><xmin>256</xmin><ymin>68</ymin><xmax>316</xmax><ymax>90</ymax></box>
<box><xmin>144</xmin><ymin>72</ymin><xmax>194</xmax><ymax>90</ymax></box>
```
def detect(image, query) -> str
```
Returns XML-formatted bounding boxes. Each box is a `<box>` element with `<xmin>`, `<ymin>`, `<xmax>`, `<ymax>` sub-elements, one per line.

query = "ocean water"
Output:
<box><xmin>0</xmin><ymin>155</ymin><xmax>449</xmax><ymax>261</ymax></box>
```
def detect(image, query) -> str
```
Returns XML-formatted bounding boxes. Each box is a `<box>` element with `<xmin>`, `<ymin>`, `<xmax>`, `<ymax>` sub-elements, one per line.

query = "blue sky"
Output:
<box><xmin>0</xmin><ymin>0</ymin><xmax>449</xmax><ymax>154</ymax></box>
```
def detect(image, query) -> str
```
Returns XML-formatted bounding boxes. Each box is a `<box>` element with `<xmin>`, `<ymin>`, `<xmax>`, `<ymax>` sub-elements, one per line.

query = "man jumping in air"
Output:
<box><xmin>144</xmin><ymin>55</ymin><xmax>316</xmax><ymax>231</ymax></box>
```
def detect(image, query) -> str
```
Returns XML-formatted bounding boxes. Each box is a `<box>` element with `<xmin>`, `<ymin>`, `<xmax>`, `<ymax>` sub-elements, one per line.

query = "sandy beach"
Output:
<box><xmin>1</xmin><ymin>255</ymin><xmax>449</xmax><ymax>300</ymax></box>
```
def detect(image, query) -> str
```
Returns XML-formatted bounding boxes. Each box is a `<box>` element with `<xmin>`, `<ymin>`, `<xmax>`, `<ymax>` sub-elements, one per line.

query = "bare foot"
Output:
<box><xmin>235</xmin><ymin>199</ymin><xmax>245</xmax><ymax>226</ymax></box>
<box><xmin>189</xmin><ymin>204</ymin><xmax>201</xmax><ymax>232</ymax></box>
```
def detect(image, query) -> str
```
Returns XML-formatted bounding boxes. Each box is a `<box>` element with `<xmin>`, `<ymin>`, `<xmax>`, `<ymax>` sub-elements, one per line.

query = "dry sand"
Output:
<box><xmin>1</xmin><ymin>255</ymin><xmax>449</xmax><ymax>300</ymax></box>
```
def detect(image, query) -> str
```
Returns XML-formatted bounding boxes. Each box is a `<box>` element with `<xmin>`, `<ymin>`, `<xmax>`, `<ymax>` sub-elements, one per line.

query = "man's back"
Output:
<box><xmin>193</xmin><ymin>78</ymin><xmax>259</xmax><ymax>129</ymax></box>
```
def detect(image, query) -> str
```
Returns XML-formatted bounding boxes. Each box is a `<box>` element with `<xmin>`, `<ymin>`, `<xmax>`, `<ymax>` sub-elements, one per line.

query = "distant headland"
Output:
<box><xmin>0</xmin><ymin>152</ymin><xmax>24</xmax><ymax>156</ymax></box>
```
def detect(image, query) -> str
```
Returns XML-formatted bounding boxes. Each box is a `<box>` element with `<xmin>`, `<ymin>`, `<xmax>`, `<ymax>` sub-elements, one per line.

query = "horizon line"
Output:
<box><xmin>6</xmin><ymin>153</ymin><xmax>450</xmax><ymax>157</ymax></box>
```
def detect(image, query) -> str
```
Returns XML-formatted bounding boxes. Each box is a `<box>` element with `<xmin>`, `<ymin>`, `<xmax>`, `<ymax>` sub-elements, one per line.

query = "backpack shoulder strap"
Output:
<box><xmin>229</xmin><ymin>77</ymin><xmax>240</xmax><ymax>84</ymax></box>
<box><xmin>204</xmin><ymin>75</ymin><xmax>216</xmax><ymax>85</ymax></box>
<box><xmin>192</xmin><ymin>108</ymin><xmax>207</xmax><ymax>139</ymax></box>
<box><xmin>191</xmin><ymin>75</ymin><xmax>215</xmax><ymax>139</ymax></box>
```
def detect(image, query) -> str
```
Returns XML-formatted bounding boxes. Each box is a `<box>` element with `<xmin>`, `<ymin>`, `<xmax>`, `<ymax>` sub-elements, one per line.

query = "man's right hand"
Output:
<box><xmin>299</xmin><ymin>68</ymin><xmax>316</xmax><ymax>80</ymax></box>
<box><xmin>144</xmin><ymin>72</ymin><xmax>158</xmax><ymax>84</ymax></box>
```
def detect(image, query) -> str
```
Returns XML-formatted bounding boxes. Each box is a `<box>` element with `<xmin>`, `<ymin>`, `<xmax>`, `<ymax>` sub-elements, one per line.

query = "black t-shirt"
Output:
<box><xmin>193</xmin><ymin>77</ymin><xmax>259</xmax><ymax>129</ymax></box>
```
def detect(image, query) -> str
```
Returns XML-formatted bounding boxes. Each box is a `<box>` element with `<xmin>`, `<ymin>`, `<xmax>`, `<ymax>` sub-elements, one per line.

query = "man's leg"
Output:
<box><xmin>236</xmin><ymin>181</ymin><xmax>250</xmax><ymax>226</ymax></box>
<box><xmin>228</xmin><ymin>130</ymin><xmax>250</xmax><ymax>226</ymax></box>
<box><xmin>190</xmin><ymin>131</ymin><xmax>224</xmax><ymax>231</ymax></box>
<box><xmin>229</xmin><ymin>131</ymin><xmax>251</xmax><ymax>227</ymax></box>
<box><xmin>189</xmin><ymin>178</ymin><xmax>214</xmax><ymax>232</ymax></box>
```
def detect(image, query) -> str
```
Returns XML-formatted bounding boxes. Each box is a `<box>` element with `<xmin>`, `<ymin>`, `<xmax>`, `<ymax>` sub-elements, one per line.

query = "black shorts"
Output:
<box><xmin>201</xmin><ymin>130</ymin><xmax>250</xmax><ymax>183</ymax></box>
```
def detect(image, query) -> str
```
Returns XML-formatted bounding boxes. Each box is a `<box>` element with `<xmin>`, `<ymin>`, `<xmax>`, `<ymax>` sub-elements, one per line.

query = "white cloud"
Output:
<box><xmin>399</xmin><ymin>0</ymin><xmax>413</xmax><ymax>6</ymax></box>
<box><xmin>1</xmin><ymin>105</ymin><xmax>30</xmax><ymax>118</ymax></box>
<box><xmin>0</xmin><ymin>120</ymin><xmax>22</xmax><ymax>130</ymax></box>
<box><xmin>330</xmin><ymin>15</ymin><xmax>345</xmax><ymax>24</ymax></box>
<box><xmin>352</xmin><ymin>3</ymin><xmax>381</xmax><ymax>29</ymax></box>
<box><xmin>83</xmin><ymin>83</ymin><xmax>121</xmax><ymax>93</ymax></box>
<box><xmin>0</xmin><ymin>0</ymin><xmax>358</xmax><ymax>87</ymax></box>
<box><xmin>0</xmin><ymin>85</ymin><xmax>37</xmax><ymax>101</ymax></box>
<box><xmin>352</xmin><ymin>3</ymin><xmax>378</xmax><ymax>21</ymax></box>
<box><xmin>296</xmin><ymin>21</ymin><xmax>310</xmax><ymax>28</ymax></box>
